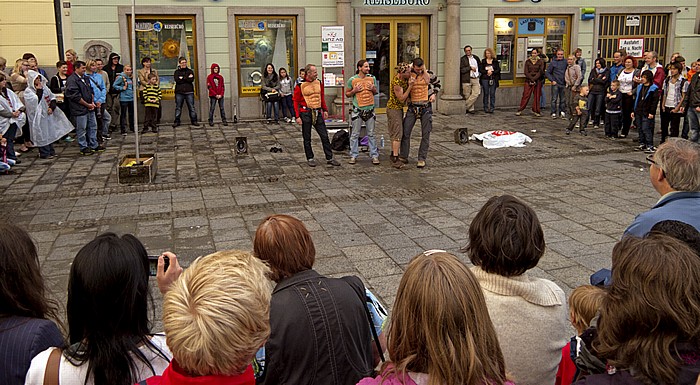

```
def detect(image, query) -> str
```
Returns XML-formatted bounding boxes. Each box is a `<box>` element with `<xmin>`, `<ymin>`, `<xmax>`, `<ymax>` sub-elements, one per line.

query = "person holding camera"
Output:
<box><xmin>516</xmin><ymin>48</ymin><xmax>545</xmax><ymax>117</ymax></box>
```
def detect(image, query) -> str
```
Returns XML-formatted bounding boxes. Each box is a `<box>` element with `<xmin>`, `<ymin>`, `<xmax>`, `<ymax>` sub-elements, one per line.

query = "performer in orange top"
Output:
<box><xmin>293</xmin><ymin>64</ymin><xmax>341</xmax><ymax>167</ymax></box>
<box><xmin>346</xmin><ymin>59</ymin><xmax>379</xmax><ymax>165</ymax></box>
<box><xmin>399</xmin><ymin>57</ymin><xmax>441</xmax><ymax>169</ymax></box>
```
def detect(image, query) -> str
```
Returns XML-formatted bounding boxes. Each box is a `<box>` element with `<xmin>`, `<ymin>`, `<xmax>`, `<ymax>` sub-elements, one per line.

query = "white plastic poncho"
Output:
<box><xmin>0</xmin><ymin>87</ymin><xmax>26</xmax><ymax>136</ymax></box>
<box><xmin>24</xmin><ymin>70</ymin><xmax>74</xmax><ymax>147</ymax></box>
<box><xmin>470</xmin><ymin>130</ymin><xmax>532</xmax><ymax>149</ymax></box>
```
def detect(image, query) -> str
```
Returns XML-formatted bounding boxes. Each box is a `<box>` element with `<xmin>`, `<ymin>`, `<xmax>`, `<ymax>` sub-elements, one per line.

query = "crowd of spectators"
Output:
<box><xmin>1</xmin><ymin>138</ymin><xmax>700</xmax><ymax>385</ymax></box>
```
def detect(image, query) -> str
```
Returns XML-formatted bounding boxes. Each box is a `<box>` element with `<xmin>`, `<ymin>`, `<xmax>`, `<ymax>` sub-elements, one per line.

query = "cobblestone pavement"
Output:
<box><xmin>3</xmin><ymin>108</ymin><xmax>657</xmax><ymax>316</ymax></box>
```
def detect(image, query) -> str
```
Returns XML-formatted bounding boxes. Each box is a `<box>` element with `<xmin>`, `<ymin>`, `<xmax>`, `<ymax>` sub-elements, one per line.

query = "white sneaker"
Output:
<box><xmin>551</xmin><ymin>113</ymin><xmax>557</xmax><ymax>119</ymax></box>
<box><xmin>560</xmin><ymin>112</ymin><xmax>566</xmax><ymax>119</ymax></box>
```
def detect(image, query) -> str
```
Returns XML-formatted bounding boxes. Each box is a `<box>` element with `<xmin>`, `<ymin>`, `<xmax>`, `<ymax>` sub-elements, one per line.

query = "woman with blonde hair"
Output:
<box><xmin>359</xmin><ymin>250</ymin><xmax>513</xmax><ymax>385</ymax></box>
<box><xmin>10</xmin><ymin>59</ymin><xmax>28</xmax><ymax>93</ymax></box>
<box><xmin>480</xmin><ymin>47</ymin><xmax>501</xmax><ymax>113</ymax></box>
<box><xmin>65</xmin><ymin>49</ymin><xmax>78</xmax><ymax>76</ymax></box>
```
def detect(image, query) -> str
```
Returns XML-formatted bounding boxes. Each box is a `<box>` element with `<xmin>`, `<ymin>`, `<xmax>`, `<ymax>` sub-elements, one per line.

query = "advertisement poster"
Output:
<box><xmin>618</xmin><ymin>38</ymin><xmax>644</xmax><ymax>58</ymax></box>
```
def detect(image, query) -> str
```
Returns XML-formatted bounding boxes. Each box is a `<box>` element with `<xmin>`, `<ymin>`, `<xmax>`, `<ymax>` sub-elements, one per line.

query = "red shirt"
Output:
<box><xmin>141</xmin><ymin>360</ymin><xmax>255</xmax><ymax>385</ymax></box>
<box><xmin>292</xmin><ymin>77</ymin><xmax>327</xmax><ymax>118</ymax></box>
<box><xmin>555</xmin><ymin>341</ymin><xmax>577</xmax><ymax>385</ymax></box>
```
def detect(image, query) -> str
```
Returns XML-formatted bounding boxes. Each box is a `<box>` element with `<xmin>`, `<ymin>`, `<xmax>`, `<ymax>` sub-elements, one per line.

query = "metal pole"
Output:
<box><xmin>131</xmin><ymin>0</ymin><xmax>141</xmax><ymax>162</ymax></box>
<box><xmin>53</xmin><ymin>0</ymin><xmax>65</xmax><ymax>60</ymax></box>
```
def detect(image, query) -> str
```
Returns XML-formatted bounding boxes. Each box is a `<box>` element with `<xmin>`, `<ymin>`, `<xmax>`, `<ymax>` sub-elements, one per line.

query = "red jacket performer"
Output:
<box><xmin>293</xmin><ymin>64</ymin><xmax>340</xmax><ymax>167</ymax></box>
<box><xmin>206</xmin><ymin>63</ymin><xmax>228</xmax><ymax>126</ymax></box>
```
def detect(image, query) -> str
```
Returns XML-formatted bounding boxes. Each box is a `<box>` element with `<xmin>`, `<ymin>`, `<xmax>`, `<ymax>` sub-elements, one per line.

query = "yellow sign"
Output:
<box><xmin>242</xmin><ymin>86</ymin><xmax>262</xmax><ymax>93</ymax></box>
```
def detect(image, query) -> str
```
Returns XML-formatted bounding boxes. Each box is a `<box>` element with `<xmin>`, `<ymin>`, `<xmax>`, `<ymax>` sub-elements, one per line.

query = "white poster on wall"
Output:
<box><xmin>619</xmin><ymin>38</ymin><xmax>644</xmax><ymax>58</ymax></box>
<box><xmin>625</xmin><ymin>15</ymin><xmax>640</xmax><ymax>27</ymax></box>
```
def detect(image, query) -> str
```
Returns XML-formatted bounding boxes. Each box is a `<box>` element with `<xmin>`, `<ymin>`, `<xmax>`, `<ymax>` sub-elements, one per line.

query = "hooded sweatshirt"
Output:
<box><xmin>105</xmin><ymin>53</ymin><xmax>124</xmax><ymax>95</ymax></box>
<box><xmin>207</xmin><ymin>63</ymin><xmax>225</xmax><ymax>97</ymax></box>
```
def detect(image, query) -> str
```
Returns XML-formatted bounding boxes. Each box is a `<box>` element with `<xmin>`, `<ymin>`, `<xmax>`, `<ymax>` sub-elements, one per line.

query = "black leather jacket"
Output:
<box><xmin>258</xmin><ymin>269</ymin><xmax>374</xmax><ymax>385</ymax></box>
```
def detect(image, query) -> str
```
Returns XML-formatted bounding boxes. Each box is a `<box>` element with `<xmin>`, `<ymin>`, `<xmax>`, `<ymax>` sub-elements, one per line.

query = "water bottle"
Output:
<box><xmin>380</xmin><ymin>135</ymin><xmax>385</xmax><ymax>149</ymax></box>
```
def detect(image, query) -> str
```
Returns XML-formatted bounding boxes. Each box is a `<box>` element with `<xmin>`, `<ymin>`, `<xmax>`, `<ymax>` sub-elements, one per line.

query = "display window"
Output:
<box><xmin>235</xmin><ymin>16</ymin><xmax>297</xmax><ymax>97</ymax></box>
<box><xmin>494</xmin><ymin>15</ymin><xmax>571</xmax><ymax>84</ymax></box>
<box><xmin>128</xmin><ymin>15</ymin><xmax>197</xmax><ymax>99</ymax></box>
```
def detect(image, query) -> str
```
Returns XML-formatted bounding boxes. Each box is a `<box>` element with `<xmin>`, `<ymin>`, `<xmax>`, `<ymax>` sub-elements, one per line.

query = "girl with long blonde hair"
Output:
<box><xmin>358</xmin><ymin>251</ymin><xmax>512</xmax><ymax>385</ymax></box>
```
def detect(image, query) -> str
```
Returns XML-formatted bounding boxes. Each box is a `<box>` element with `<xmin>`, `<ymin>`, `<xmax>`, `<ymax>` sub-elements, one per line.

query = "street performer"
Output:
<box><xmin>294</xmin><ymin>64</ymin><xmax>341</xmax><ymax>167</ymax></box>
<box><xmin>346</xmin><ymin>59</ymin><xmax>379</xmax><ymax>165</ymax></box>
<box><xmin>399</xmin><ymin>57</ymin><xmax>441</xmax><ymax>168</ymax></box>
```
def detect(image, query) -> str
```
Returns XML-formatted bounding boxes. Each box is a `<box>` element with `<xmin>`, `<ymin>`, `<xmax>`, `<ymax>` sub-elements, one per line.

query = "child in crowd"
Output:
<box><xmin>358</xmin><ymin>251</ymin><xmax>514</xmax><ymax>385</ymax></box>
<box><xmin>555</xmin><ymin>285</ymin><xmax>606</xmax><ymax>385</ymax></box>
<box><xmin>113</xmin><ymin>65</ymin><xmax>135</xmax><ymax>136</ymax></box>
<box><xmin>566</xmin><ymin>85</ymin><xmax>589</xmax><ymax>136</ymax></box>
<box><xmin>143</xmin><ymin>73</ymin><xmax>162</xmax><ymax>133</ymax></box>
<box><xmin>278</xmin><ymin>68</ymin><xmax>294</xmax><ymax>123</ymax></box>
<box><xmin>632</xmin><ymin>70</ymin><xmax>660</xmax><ymax>153</ymax></box>
<box><xmin>295</xmin><ymin>68</ymin><xmax>305</xmax><ymax>88</ymax></box>
<box><xmin>604</xmin><ymin>80</ymin><xmax>623</xmax><ymax>139</ymax></box>
<box><xmin>206</xmin><ymin>63</ymin><xmax>227</xmax><ymax>126</ymax></box>
<box><xmin>0</xmin><ymin>134</ymin><xmax>16</xmax><ymax>173</ymax></box>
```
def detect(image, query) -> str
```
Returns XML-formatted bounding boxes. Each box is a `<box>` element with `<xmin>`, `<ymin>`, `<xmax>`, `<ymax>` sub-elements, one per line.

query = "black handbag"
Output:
<box><xmin>261</xmin><ymin>89</ymin><xmax>281</xmax><ymax>102</ymax></box>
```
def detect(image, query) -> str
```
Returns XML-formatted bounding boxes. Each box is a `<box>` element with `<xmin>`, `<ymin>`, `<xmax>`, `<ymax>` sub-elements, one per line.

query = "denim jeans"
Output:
<box><xmin>101</xmin><ymin>109</ymin><xmax>112</xmax><ymax>136</ymax></box>
<box><xmin>75</xmin><ymin>112</ymin><xmax>98</xmax><ymax>150</ymax></box>
<box><xmin>38</xmin><ymin>144</ymin><xmax>55</xmax><ymax>157</ymax></box>
<box><xmin>635</xmin><ymin>113</ymin><xmax>655</xmax><ymax>147</ymax></box>
<box><xmin>266</xmin><ymin>101</ymin><xmax>279</xmax><ymax>121</ymax></box>
<box><xmin>120</xmin><ymin>101</ymin><xmax>135</xmax><ymax>133</ymax></box>
<box><xmin>4</xmin><ymin>123</ymin><xmax>18</xmax><ymax>160</ymax></box>
<box><xmin>208</xmin><ymin>96</ymin><xmax>227</xmax><ymax>123</ymax></box>
<box><xmin>688</xmin><ymin>108</ymin><xmax>700</xmax><ymax>143</ymax></box>
<box><xmin>400</xmin><ymin>103</ymin><xmax>433</xmax><ymax>161</ymax></box>
<box><xmin>588</xmin><ymin>93</ymin><xmax>605</xmax><ymax>125</ymax></box>
<box><xmin>280</xmin><ymin>95</ymin><xmax>294</xmax><ymax>119</ymax></box>
<box><xmin>550</xmin><ymin>84</ymin><xmax>566</xmax><ymax>115</ymax></box>
<box><xmin>480</xmin><ymin>79</ymin><xmax>497</xmax><ymax>112</ymax></box>
<box><xmin>350</xmin><ymin>109</ymin><xmax>378</xmax><ymax>158</ymax></box>
<box><xmin>175</xmin><ymin>93</ymin><xmax>198</xmax><ymax>124</ymax></box>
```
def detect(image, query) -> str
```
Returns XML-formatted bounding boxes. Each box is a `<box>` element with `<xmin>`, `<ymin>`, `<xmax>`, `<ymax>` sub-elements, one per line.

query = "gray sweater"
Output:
<box><xmin>472</xmin><ymin>266</ymin><xmax>569</xmax><ymax>385</ymax></box>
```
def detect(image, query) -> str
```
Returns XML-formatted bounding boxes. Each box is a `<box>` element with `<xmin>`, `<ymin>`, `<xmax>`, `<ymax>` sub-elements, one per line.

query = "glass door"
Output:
<box><xmin>362</xmin><ymin>16</ymin><xmax>429</xmax><ymax>112</ymax></box>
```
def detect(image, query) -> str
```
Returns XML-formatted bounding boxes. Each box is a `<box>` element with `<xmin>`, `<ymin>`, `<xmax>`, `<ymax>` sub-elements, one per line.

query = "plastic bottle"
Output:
<box><xmin>380</xmin><ymin>135</ymin><xmax>385</xmax><ymax>149</ymax></box>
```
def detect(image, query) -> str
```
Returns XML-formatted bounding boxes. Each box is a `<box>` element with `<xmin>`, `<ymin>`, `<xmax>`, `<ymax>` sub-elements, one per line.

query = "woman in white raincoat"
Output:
<box><xmin>0</xmin><ymin>72</ymin><xmax>26</xmax><ymax>167</ymax></box>
<box><xmin>24</xmin><ymin>70</ymin><xmax>74</xmax><ymax>159</ymax></box>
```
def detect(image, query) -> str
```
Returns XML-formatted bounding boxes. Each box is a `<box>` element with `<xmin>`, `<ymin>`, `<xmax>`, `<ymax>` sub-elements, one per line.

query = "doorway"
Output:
<box><xmin>361</xmin><ymin>16</ymin><xmax>429</xmax><ymax>111</ymax></box>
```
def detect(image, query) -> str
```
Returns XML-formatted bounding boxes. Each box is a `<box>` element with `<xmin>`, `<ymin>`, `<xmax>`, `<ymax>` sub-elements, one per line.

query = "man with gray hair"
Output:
<box><xmin>625</xmin><ymin>138</ymin><xmax>700</xmax><ymax>237</ymax></box>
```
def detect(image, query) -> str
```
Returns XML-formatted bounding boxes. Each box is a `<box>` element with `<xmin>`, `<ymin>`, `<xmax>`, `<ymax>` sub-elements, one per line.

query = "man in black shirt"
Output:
<box><xmin>173</xmin><ymin>57</ymin><xmax>200</xmax><ymax>127</ymax></box>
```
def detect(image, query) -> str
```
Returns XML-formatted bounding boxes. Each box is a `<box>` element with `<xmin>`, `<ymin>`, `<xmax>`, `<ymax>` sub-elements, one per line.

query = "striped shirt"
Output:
<box><xmin>143</xmin><ymin>85</ymin><xmax>162</xmax><ymax>108</ymax></box>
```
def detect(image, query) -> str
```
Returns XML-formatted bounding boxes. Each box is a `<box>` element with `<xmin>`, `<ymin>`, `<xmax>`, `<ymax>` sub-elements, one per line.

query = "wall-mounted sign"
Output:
<box><xmin>363</xmin><ymin>0</ymin><xmax>430</xmax><ymax>5</ymax></box>
<box><xmin>527</xmin><ymin>37</ymin><xmax>544</xmax><ymax>46</ymax></box>
<box><xmin>517</xmin><ymin>18</ymin><xmax>545</xmax><ymax>35</ymax></box>
<box><xmin>625</xmin><ymin>15</ymin><xmax>640</xmax><ymax>27</ymax></box>
<box><xmin>619</xmin><ymin>37</ymin><xmax>644</xmax><ymax>58</ymax></box>
<box><xmin>321</xmin><ymin>26</ymin><xmax>345</xmax><ymax>67</ymax></box>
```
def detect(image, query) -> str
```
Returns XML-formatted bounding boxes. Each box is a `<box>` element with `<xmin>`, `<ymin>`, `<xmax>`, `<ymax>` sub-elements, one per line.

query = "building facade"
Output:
<box><xmin>56</xmin><ymin>0</ymin><xmax>700</xmax><ymax>119</ymax></box>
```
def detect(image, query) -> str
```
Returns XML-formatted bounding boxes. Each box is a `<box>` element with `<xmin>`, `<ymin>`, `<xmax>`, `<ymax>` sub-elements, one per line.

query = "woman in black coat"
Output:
<box><xmin>479</xmin><ymin>48</ymin><xmax>501</xmax><ymax>113</ymax></box>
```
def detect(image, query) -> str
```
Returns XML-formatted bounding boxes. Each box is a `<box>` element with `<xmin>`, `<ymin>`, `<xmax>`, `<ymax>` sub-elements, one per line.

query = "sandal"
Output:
<box><xmin>18</xmin><ymin>146</ymin><xmax>33</xmax><ymax>153</ymax></box>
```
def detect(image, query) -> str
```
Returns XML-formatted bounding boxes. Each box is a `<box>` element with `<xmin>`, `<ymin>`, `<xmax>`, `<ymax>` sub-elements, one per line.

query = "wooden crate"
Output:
<box><xmin>117</xmin><ymin>154</ymin><xmax>157</xmax><ymax>184</ymax></box>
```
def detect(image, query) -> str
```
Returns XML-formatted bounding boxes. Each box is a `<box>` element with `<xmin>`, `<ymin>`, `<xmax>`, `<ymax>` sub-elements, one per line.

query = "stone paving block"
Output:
<box><xmin>371</xmin><ymin>234</ymin><xmax>418</xmax><ymax>250</ymax></box>
<box><xmin>353</xmin><ymin>258</ymin><xmax>403</xmax><ymax>279</ymax></box>
<box><xmin>342</xmin><ymin>245</ymin><xmax>389</xmax><ymax>262</ymax></box>
<box><xmin>174</xmin><ymin>216</ymin><xmax>210</xmax><ymax>229</ymax></box>
<box><xmin>315</xmin><ymin>256</ymin><xmax>356</xmax><ymax>276</ymax></box>
<box><xmin>139</xmin><ymin>204</ymin><xmax>172</xmax><ymax>215</ymax></box>
<box><xmin>568</xmin><ymin>229</ymin><xmax>618</xmax><ymax>245</ymax></box>
<box><xmin>400</xmin><ymin>225</ymin><xmax>444</xmax><ymax>239</ymax></box>
<box><xmin>330</xmin><ymin>232</ymin><xmax>376</xmax><ymax>248</ymax></box>
<box><xmin>413</xmin><ymin>235</ymin><xmax>460</xmax><ymax>252</ymax></box>
<box><xmin>384</xmin><ymin>246</ymin><xmax>426</xmax><ymax>265</ymax></box>
<box><xmin>53</xmin><ymin>232</ymin><xmax>98</xmax><ymax>248</ymax></box>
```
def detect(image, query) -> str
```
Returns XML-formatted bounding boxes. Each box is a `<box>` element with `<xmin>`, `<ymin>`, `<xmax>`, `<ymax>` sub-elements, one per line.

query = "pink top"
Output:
<box><xmin>358</xmin><ymin>370</ymin><xmax>517</xmax><ymax>385</ymax></box>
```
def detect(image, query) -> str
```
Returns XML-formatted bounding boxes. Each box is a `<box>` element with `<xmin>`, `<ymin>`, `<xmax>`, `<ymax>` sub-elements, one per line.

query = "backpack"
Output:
<box><xmin>331</xmin><ymin>129</ymin><xmax>349</xmax><ymax>151</ymax></box>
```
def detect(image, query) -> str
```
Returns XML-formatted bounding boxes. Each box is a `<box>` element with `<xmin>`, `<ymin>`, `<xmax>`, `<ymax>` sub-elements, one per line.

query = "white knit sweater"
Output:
<box><xmin>472</xmin><ymin>266</ymin><xmax>569</xmax><ymax>385</ymax></box>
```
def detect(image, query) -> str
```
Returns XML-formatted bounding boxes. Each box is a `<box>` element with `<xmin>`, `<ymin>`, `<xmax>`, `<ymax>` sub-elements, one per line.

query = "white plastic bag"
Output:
<box><xmin>470</xmin><ymin>130</ymin><xmax>532</xmax><ymax>149</ymax></box>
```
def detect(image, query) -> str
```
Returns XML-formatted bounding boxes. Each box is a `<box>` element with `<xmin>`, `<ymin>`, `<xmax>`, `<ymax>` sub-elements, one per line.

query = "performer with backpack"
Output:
<box><xmin>346</xmin><ymin>59</ymin><xmax>379</xmax><ymax>165</ymax></box>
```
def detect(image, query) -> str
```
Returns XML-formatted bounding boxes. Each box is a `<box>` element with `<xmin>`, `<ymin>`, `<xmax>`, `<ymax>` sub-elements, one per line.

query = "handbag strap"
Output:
<box><xmin>43</xmin><ymin>348</ymin><xmax>62</xmax><ymax>385</ymax></box>
<box><xmin>341</xmin><ymin>276</ymin><xmax>385</xmax><ymax>363</ymax></box>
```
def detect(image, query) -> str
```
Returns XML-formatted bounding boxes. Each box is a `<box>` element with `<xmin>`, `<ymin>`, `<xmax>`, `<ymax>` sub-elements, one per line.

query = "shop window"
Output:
<box><xmin>235</xmin><ymin>16</ymin><xmax>297</xmax><ymax>97</ymax></box>
<box><xmin>128</xmin><ymin>16</ymin><xmax>197</xmax><ymax>100</ymax></box>
<box><xmin>494</xmin><ymin>15</ymin><xmax>571</xmax><ymax>84</ymax></box>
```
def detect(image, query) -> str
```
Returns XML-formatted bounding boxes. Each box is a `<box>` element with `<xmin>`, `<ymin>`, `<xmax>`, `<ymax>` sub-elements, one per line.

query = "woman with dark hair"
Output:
<box><xmin>253</xmin><ymin>214</ymin><xmax>377</xmax><ymax>385</ymax></box>
<box><xmin>25</xmin><ymin>233</ymin><xmax>178</xmax><ymax>385</ymax></box>
<box><xmin>616</xmin><ymin>56</ymin><xmax>639</xmax><ymax>138</ymax></box>
<box><xmin>0</xmin><ymin>223</ymin><xmax>64</xmax><ymax>385</ymax></box>
<box><xmin>588</xmin><ymin>58</ymin><xmax>610</xmax><ymax>128</ymax></box>
<box><xmin>574</xmin><ymin>233</ymin><xmax>700</xmax><ymax>385</ymax></box>
<box><xmin>262</xmin><ymin>63</ymin><xmax>280</xmax><ymax>124</ymax></box>
<box><xmin>464</xmin><ymin>195</ymin><xmax>568</xmax><ymax>385</ymax></box>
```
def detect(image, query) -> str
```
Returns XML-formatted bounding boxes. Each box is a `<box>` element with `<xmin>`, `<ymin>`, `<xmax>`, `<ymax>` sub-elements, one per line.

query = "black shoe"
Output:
<box><xmin>93</xmin><ymin>145</ymin><xmax>106</xmax><ymax>152</ymax></box>
<box><xmin>191</xmin><ymin>121</ymin><xmax>201</xmax><ymax>127</ymax></box>
<box><xmin>307</xmin><ymin>159</ymin><xmax>317</xmax><ymax>167</ymax></box>
<box><xmin>223</xmin><ymin>121</ymin><xmax>229</xmax><ymax>126</ymax></box>
<box><xmin>208</xmin><ymin>120</ymin><xmax>214</xmax><ymax>127</ymax></box>
<box><xmin>172</xmin><ymin>122</ymin><xmax>180</xmax><ymax>128</ymax></box>
<box><xmin>152</xmin><ymin>128</ymin><xmax>159</xmax><ymax>133</ymax></box>
<box><xmin>80</xmin><ymin>148</ymin><xmax>94</xmax><ymax>156</ymax></box>
<box><xmin>13</xmin><ymin>159</ymin><xmax>21</xmax><ymax>164</ymax></box>
<box><xmin>327</xmin><ymin>159</ymin><xmax>341</xmax><ymax>166</ymax></box>
<box><xmin>102</xmin><ymin>133</ymin><xmax>112</xmax><ymax>140</ymax></box>
<box><xmin>39</xmin><ymin>154</ymin><xmax>56</xmax><ymax>160</ymax></box>
<box><xmin>565</xmin><ymin>129</ymin><xmax>571</xmax><ymax>135</ymax></box>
